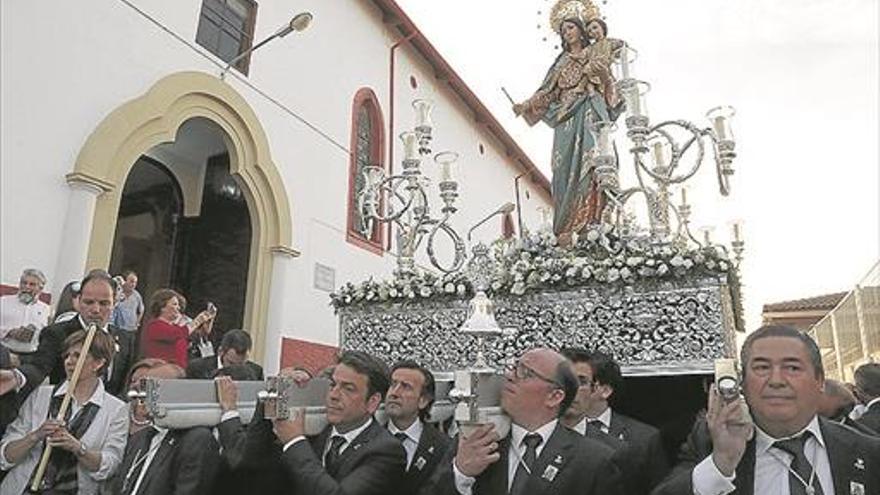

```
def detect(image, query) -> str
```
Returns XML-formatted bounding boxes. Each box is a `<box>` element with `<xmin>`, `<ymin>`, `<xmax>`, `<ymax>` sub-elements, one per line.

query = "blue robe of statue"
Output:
<box><xmin>520</xmin><ymin>45</ymin><xmax>621</xmax><ymax>237</ymax></box>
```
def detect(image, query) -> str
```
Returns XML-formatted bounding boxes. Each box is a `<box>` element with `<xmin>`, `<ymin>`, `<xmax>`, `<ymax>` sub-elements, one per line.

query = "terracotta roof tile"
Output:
<box><xmin>762</xmin><ymin>292</ymin><xmax>848</xmax><ymax>313</ymax></box>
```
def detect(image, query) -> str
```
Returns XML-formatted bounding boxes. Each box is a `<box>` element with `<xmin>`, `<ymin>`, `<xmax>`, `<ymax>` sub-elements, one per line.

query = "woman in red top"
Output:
<box><xmin>141</xmin><ymin>289</ymin><xmax>212</xmax><ymax>367</ymax></box>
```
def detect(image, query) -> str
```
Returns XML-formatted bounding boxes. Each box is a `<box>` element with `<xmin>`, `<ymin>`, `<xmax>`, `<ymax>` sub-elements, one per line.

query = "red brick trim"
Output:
<box><xmin>280</xmin><ymin>337</ymin><xmax>339</xmax><ymax>377</ymax></box>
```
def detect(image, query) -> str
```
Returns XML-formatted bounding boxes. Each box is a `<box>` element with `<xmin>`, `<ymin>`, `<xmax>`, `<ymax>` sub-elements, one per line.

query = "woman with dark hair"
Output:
<box><xmin>513</xmin><ymin>9</ymin><xmax>623</xmax><ymax>241</ymax></box>
<box><xmin>0</xmin><ymin>330</ymin><xmax>128</xmax><ymax>494</ymax></box>
<box><xmin>53</xmin><ymin>280</ymin><xmax>82</xmax><ymax>324</ymax></box>
<box><xmin>140</xmin><ymin>289</ymin><xmax>213</xmax><ymax>367</ymax></box>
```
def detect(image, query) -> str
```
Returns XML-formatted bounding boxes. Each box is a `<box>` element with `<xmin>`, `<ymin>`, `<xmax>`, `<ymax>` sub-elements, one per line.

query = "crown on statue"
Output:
<box><xmin>549</xmin><ymin>0</ymin><xmax>602</xmax><ymax>34</ymax></box>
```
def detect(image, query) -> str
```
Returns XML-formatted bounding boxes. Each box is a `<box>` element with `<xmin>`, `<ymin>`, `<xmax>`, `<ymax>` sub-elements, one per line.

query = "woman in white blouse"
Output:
<box><xmin>0</xmin><ymin>329</ymin><xmax>129</xmax><ymax>495</ymax></box>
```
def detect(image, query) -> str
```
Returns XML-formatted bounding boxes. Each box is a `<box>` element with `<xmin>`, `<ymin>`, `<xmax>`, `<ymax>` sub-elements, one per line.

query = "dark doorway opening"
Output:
<box><xmin>173</xmin><ymin>153</ymin><xmax>251</xmax><ymax>335</ymax></box>
<box><xmin>110</xmin><ymin>152</ymin><xmax>252</xmax><ymax>341</ymax></box>
<box><xmin>615</xmin><ymin>374</ymin><xmax>711</xmax><ymax>462</ymax></box>
<box><xmin>109</xmin><ymin>157</ymin><xmax>183</xmax><ymax>310</ymax></box>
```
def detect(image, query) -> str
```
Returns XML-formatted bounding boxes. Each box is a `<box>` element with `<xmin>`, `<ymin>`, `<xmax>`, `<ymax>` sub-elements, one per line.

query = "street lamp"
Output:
<box><xmin>220</xmin><ymin>12</ymin><xmax>313</xmax><ymax>79</ymax></box>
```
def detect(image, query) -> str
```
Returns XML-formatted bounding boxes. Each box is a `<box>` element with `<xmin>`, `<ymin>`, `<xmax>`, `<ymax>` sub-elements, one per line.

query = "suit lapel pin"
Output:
<box><xmin>553</xmin><ymin>454</ymin><xmax>563</xmax><ymax>465</ymax></box>
<box><xmin>618</xmin><ymin>433</ymin><xmax>625</xmax><ymax>441</ymax></box>
<box><xmin>542</xmin><ymin>465</ymin><xmax>559</xmax><ymax>482</ymax></box>
<box><xmin>414</xmin><ymin>456</ymin><xmax>426</xmax><ymax>471</ymax></box>
<box><xmin>849</xmin><ymin>481</ymin><xmax>865</xmax><ymax>495</ymax></box>
<box><xmin>853</xmin><ymin>458</ymin><xmax>865</xmax><ymax>471</ymax></box>
<box><xmin>427</xmin><ymin>446</ymin><xmax>434</xmax><ymax>454</ymax></box>
<box><xmin>352</xmin><ymin>443</ymin><xmax>362</xmax><ymax>451</ymax></box>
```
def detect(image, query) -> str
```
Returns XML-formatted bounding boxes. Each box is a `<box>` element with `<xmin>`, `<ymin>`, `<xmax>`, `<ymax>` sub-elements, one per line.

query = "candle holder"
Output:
<box><xmin>413</xmin><ymin>99</ymin><xmax>434</xmax><ymax>155</ymax></box>
<box><xmin>592</xmin><ymin>121</ymin><xmax>619</xmax><ymax>194</ymax></box>
<box><xmin>358</xmin><ymin>103</ymin><xmax>466</xmax><ymax>276</ymax></box>
<box><xmin>610</xmin><ymin>103</ymin><xmax>739</xmax><ymax>245</ymax></box>
<box><xmin>621</xmin><ymin>80</ymin><xmax>652</xmax><ymax>153</ymax></box>
<box><xmin>730</xmin><ymin>221</ymin><xmax>745</xmax><ymax>267</ymax></box>
<box><xmin>602</xmin><ymin>38</ymin><xmax>740</xmax><ymax>251</ymax></box>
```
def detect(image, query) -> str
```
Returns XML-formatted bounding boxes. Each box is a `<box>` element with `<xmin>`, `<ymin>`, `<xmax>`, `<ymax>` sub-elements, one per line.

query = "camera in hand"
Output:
<box><xmin>714</xmin><ymin>358</ymin><xmax>741</xmax><ymax>402</ymax></box>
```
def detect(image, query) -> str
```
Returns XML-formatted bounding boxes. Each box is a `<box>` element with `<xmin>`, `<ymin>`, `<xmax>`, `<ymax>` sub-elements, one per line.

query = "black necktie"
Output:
<box><xmin>120</xmin><ymin>427</ymin><xmax>160</xmax><ymax>495</ymax></box>
<box><xmin>394</xmin><ymin>432</ymin><xmax>408</xmax><ymax>444</ymax></box>
<box><xmin>509</xmin><ymin>433</ymin><xmax>543</xmax><ymax>495</ymax></box>
<box><xmin>323</xmin><ymin>435</ymin><xmax>347</xmax><ymax>474</ymax></box>
<box><xmin>587</xmin><ymin>419</ymin><xmax>606</xmax><ymax>434</ymax></box>
<box><xmin>772</xmin><ymin>433</ymin><xmax>824</xmax><ymax>495</ymax></box>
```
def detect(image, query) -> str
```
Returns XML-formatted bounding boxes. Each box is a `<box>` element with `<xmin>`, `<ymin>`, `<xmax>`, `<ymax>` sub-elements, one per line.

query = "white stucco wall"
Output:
<box><xmin>0</xmin><ymin>0</ymin><xmax>550</xmax><ymax>368</ymax></box>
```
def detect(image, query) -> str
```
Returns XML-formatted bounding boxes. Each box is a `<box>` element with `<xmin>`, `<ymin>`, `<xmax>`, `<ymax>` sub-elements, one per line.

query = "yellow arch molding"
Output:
<box><xmin>72</xmin><ymin>70</ymin><xmax>297</xmax><ymax>363</ymax></box>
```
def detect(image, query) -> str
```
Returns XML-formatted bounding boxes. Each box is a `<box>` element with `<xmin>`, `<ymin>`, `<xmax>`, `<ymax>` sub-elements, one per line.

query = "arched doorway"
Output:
<box><xmin>109</xmin><ymin>119</ymin><xmax>253</xmax><ymax>334</ymax></box>
<box><xmin>67</xmin><ymin>71</ymin><xmax>298</xmax><ymax>363</ymax></box>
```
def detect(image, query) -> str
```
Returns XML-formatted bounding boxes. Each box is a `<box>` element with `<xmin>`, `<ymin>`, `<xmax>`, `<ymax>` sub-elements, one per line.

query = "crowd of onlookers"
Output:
<box><xmin>0</xmin><ymin>266</ymin><xmax>878</xmax><ymax>495</ymax></box>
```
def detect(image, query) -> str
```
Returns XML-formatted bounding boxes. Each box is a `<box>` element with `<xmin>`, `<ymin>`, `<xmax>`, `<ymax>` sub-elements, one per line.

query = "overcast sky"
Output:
<box><xmin>396</xmin><ymin>0</ymin><xmax>879</xmax><ymax>329</ymax></box>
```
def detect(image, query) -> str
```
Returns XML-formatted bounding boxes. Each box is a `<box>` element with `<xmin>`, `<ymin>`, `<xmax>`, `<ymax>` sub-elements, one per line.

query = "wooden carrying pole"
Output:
<box><xmin>29</xmin><ymin>322</ymin><xmax>99</xmax><ymax>492</ymax></box>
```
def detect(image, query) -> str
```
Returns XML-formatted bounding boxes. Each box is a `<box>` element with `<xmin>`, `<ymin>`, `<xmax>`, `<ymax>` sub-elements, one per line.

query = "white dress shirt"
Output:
<box><xmin>453</xmin><ymin>419</ymin><xmax>558</xmax><ymax>495</ymax></box>
<box><xmin>571</xmin><ymin>407</ymin><xmax>613</xmax><ymax>436</ymax></box>
<box><xmin>0</xmin><ymin>380</ymin><xmax>129</xmax><ymax>495</ymax></box>
<box><xmin>282</xmin><ymin>415</ymin><xmax>374</xmax><ymax>464</ymax></box>
<box><xmin>388</xmin><ymin>418</ymin><xmax>424</xmax><ymax>468</ymax></box>
<box><xmin>571</xmin><ymin>417</ymin><xmax>588</xmax><ymax>435</ymax></box>
<box><xmin>692</xmin><ymin>416</ymin><xmax>834</xmax><ymax>495</ymax></box>
<box><xmin>126</xmin><ymin>426</ymin><xmax>169</xmax><ymax>495</ymax></box>
<box><xmin>0</xmin><ymin>294</ymin><xmax>51</xmax><ymax>342</ymax></box>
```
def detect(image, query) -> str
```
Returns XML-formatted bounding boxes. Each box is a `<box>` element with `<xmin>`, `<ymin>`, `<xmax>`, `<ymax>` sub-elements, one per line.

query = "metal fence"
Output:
<box><xmin>808</xmin><ymin>261</ymin><xmax>880</xmax><ymax>382</ymax></box>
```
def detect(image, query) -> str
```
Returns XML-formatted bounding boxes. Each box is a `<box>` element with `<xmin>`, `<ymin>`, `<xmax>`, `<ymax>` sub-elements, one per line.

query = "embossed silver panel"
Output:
<box><xmin>340</xmin><ymin>277</ymin><xmax>736</xmax><ymax>375</ymax></box>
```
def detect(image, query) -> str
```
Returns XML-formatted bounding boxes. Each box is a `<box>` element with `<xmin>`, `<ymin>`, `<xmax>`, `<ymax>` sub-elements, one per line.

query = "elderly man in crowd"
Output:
<box><xmin>428</xmin><ymin>347</ymin><xmax>622</xmax><ymax>495</ymax></box>
<box><xmin>0</xmin><ymin>268</ymin><xmax>52</xmax><ymax>354</ymax></box>
<box><xmin>13</xmin><ymin>269</ymin><xmax>135</xmax><ymax>397</ymax></box>
<box><xmin>654</xmin><ymin>325</ymin><xmax>880</xmax><ymax>495</ymax></box>
<box><xmin>386</xmin><ymin>359</ymin><xmax>451</xmax><ymax>495</ymax></box>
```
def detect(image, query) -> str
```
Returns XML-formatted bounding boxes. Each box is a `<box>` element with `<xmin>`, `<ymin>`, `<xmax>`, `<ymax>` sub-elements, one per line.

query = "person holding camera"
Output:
<box><xmin>140</xmin><ymin>289</ymin><xmax>214</xmax><ymax>368</ymax></box>
<box><xmin>654</xmin><ymin>325</ymin><xmax>880</xmax><ymax>495</ymax></box>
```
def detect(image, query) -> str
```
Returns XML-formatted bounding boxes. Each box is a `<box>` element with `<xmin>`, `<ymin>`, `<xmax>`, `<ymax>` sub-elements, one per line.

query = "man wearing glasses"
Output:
<box><xmin>559</xmin><ymin>348</ymin><xmax>668</xmax><ymax>495</ymax></box>
<box><xmin>428</xmin><ymin>347</ymin><xmax>622</xmax><ymax>494</ymax></box>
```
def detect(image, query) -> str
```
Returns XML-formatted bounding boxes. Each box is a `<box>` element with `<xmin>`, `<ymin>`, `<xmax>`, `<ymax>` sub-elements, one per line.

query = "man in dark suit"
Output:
<box><xmin>272</xmin><ymin>350</ymin><xmax>406</xmax><ymax>494</ymax></box>
<box><xmin>386</xmin><ymin>360</ymin><xmax>451</xmax><ymax>495</ymax></box>
<box><xmin>186</xmin><ymin>329</ymin><xmax>263</xmax><ymax>380</ymax></box>
<box><xmin>854</xmin><ymin>363</ymin><xmax>880</xmax><ymax>435</ymax></box>
<box><xmin>559</xmin><ymin>347</ymin><xmax>667</xmax><ymax>495</ymax></box>
<box><xmin>654</xmin><ymin>325</ymin><xmax>880</xmax><ymax>495</ymax></box>
<box><xmin>427</xmin><ymin>348</ymin><xmax>622</xmax><ymax>495</ymax></box>
<box><xmin>115</xmin><ymin>360</ymin><xmax>221</xmax><ymax>495</ymax></box>
<box><xmin>15</xmin><ymin>269</ymin><xmax>135</xmax><ymax>397</ymax></box>
<box><xmin>816</xmin><ymin>378</ymin><xmax>878</xmax><ymax>436</ymax></box>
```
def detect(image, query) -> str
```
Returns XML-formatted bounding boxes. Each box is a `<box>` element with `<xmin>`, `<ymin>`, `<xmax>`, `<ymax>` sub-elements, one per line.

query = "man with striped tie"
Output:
<box><xmin>654</xmin><ymin>325</ymin><xmax>880</xmax><ymax>495</ymax></box>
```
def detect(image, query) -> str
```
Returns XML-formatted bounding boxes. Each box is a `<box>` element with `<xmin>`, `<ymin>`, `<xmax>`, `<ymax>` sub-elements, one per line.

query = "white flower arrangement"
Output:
<box><xmin>330</xmin><ymin>225</ymin><xmax>738</xmax><ymax>309</ymax></box>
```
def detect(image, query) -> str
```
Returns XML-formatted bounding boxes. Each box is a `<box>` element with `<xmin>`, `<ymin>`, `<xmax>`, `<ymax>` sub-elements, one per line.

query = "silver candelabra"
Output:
<box><xmin>593</xmin><ymin>43</ymin><xmax>744</xmax><ymax>264</ymax></box>
<box><xmin>357</xmin><ymin>100</ymin><xmax>466</xmax><ymax>277</ymax></box>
